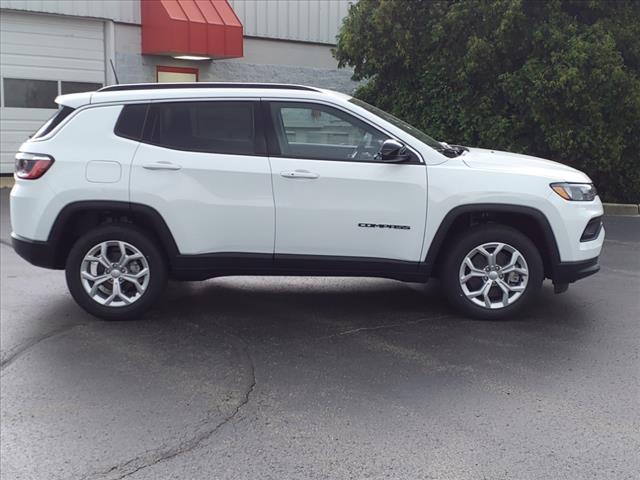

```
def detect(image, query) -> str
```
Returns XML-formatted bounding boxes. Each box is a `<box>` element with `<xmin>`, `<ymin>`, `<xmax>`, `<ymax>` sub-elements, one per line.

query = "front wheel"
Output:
<box><xmin>65</xmin><ymin>225</ymin><xmax>167</xmax><ymax>320</ymax></box>
<box><xmin>441</xmin><ymin>225</ymin><xmax>543</xmax><ymax>320</ymax></box>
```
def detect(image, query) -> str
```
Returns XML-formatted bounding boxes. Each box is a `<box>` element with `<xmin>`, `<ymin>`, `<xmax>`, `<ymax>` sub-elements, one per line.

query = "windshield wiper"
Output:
<box><xmin>437</xmin><ymin>142</ymin><xmax>468</xmax><ymax>158</ymax></box>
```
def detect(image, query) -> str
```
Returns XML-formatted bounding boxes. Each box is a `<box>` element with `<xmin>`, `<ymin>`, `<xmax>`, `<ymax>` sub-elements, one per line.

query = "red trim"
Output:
<box><xmin>156</xmin><ymin>66</ymin><xmax>199</xmax><ymax>82</ymax></box>
<box><xmin>142</xmin><ymin>0</ymin><xmax>243</xmax><ymax>59</ymax></box>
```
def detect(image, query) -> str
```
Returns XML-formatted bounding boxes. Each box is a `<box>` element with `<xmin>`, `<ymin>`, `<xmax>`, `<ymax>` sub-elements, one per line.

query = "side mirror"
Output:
<box><xmin>377</xmin><ymin>139</ymin><xmax>411</xmax><ymax>163</ymax></box>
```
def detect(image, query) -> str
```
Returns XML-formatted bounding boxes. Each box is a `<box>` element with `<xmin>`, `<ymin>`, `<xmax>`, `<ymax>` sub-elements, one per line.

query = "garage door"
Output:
<box><xmin>0</xmin><ymin>11</ymin><xmax>105</xmax><ymax>173</ymax></box>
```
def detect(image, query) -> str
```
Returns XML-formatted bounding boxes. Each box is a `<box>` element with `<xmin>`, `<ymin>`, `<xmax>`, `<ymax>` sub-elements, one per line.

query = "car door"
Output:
<box><xmin>129</xmin><ymin>100</ymin><xmax>274</xmax><ymax>255</ymax></box>
<box><xmin>265</xmin><ymin>100</ymin><xmax>427</xmax><ymax>263</ymax></box>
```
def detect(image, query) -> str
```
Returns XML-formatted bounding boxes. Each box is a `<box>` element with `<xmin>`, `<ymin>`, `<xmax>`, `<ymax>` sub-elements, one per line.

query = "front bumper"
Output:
<box><xmin>553</xmin><ymin>256</ymin><xmax>600</xmax><ymax>284</ymax></box>
<box><xmin>11</xmin><ymin>233</ymin><xmax>60</xmax><ymax>269</ymax></box>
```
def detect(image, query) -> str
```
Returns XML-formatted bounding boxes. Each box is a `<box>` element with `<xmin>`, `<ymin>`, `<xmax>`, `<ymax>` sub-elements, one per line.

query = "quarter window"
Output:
<box><xmin>114</xmin><ymin>104</ymin><xmax>148</xmax><ymax>141</ymax></box>
<box><xmin>32</xmin><ymin>106</ymin><xmax>75</xmax><ymax>139</ymax></box>
<box><xmin>143</xmin><ymin>101</ymin><xmax>258</xmax><ymax>155</ymax></box>
<box><xmin>269</xmin><ymin>102</ymin><xmax>388</xmax><ymax>162</ymax></box>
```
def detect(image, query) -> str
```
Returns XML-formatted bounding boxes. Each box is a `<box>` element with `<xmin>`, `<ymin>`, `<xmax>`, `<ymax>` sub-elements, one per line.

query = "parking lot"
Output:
<box><xmin>1</xmin><ymin>187</ymin><xmax>639</xmax><ymax>480</ymax></box>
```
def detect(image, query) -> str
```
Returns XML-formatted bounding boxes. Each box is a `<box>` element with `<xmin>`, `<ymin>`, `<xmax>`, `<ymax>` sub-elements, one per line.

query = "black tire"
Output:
<box><xmin>441</xmin><ymin>224</ymin><xmax>543</xmax><ymax>320</ymax></box>
<box><xmin>65</xmin><ymin>224</ymin><xmax>167</xmax><ymax>321</ymax></box>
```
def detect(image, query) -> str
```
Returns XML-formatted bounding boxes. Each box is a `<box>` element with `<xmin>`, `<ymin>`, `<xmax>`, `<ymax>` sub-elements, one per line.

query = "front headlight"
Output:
<box><xmin>550</xmin><ymin>182</ymin><xmax>597</xmax><ymax>201</ymax></box>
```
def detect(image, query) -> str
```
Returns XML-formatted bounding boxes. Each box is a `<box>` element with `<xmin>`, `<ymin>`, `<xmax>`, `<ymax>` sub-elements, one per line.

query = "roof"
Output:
<box><xmin>56</xmin><ymin>83</ymin><xmax>348</xmax><ymax>109</ymax></box>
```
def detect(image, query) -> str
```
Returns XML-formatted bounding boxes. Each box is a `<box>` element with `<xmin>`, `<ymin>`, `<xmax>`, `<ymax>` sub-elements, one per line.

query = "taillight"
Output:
<box><xmin>15</xmin><ymin>152</ymin><xmax>54</xmax><ymax>179</ymax></box>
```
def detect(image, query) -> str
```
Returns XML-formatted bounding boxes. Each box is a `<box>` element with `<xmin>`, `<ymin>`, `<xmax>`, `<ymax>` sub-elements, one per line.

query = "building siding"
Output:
<box><xmin>0</xmin><ymin>0</ymin><xmax>140</xmax><ymax>24</ymax></box>
<box><xmin>229</xmin><ymin>0</ymin><xmax>352</xmax><ymax>44</ymax></box>
<box><xmin>1</xmin><ymin>0</ymin><xmax>354</xmax><ymax>45</ymax></box>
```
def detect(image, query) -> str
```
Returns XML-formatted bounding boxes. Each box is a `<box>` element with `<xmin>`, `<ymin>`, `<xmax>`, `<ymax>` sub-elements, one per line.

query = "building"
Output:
<box><xmin>0</xmin><ymin>0</ymin><xmax>356</xmax><ymax>174</ymax></box>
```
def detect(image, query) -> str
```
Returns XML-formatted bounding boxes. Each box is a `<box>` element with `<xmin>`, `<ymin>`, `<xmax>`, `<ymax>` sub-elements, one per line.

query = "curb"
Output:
<box><xmin>602</xmin><ymin>203</ymin><xmax>640</xmax><ymax>216</ymax></box>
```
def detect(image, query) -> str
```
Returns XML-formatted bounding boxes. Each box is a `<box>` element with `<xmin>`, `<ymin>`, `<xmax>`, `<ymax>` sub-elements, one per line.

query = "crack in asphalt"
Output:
<box><xmin>0</xmin><ymin>323</ymin><xmax>82</xmax><ymax>372</ymax></box>
<box><xmin>85</xmin><ymin>323</ymin><xmax>257</xmax><ymax>480</ymax></box>
<box><xmin>326</xmin><ymin>314</ymin><xmax>453</xmax><ymax>339</ymax></box>
<box><xmin>263</xmin><ymin>313</ymin><xmax>454</xmax><ymax>348</ymax></box>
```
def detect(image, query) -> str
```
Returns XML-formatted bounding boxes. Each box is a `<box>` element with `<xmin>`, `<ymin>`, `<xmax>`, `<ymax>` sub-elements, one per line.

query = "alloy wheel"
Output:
<box><xmin>80</xmin><ymin>240</ymin><xmax>150</xmax><ymax>307</ymax></box>
<box><xmin>458</xmin><ymin>242</ymin><xmax>529</xmax><ymax>309</ymax></box>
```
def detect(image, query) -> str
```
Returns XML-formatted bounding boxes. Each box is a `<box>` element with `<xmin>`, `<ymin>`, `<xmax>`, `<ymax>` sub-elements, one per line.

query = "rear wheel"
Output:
<box><xmin>441</xmin><ymin>225</ymin><xmax>543</xmax><ymax>320</ymax></box>
<box><xmin>65</xmin><ymin>225</ymin><xmax>167</xmax><ymax>320</ymax></box>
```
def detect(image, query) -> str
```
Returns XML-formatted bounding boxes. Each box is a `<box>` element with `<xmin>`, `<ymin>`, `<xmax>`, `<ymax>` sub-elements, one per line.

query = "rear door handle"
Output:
<box><xmin>143</xmin><ymin>161</ymin><xmax>182</xmax><ymax>171</ymax></box>
<box><xmin>280</xmin><ymin>170</ymin><xmax>319</xmax><ymax>179</ymax></box>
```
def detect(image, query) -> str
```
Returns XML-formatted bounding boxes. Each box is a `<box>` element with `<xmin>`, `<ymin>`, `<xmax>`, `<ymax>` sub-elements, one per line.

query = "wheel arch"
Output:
<box><xmin>422</xmin><ymin>204</ymin><xmax>561</xmax><ymax>279</ymax></box>
<box><xmin>47</xmin><ymin>201</ymin><xmax>179</xmax><ymax>269</ymax></box>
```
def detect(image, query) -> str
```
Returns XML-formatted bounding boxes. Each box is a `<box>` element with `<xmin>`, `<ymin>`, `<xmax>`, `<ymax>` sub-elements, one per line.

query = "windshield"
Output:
<box><xmin>348</xmin><ymin>97</ymin><xmax>443</xmax><ymax>151</ymax></box>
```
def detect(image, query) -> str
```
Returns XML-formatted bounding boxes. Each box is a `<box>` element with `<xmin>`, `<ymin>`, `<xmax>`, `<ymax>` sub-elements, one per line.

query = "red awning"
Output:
<box><xmin>141</xmin><ymin>0</ymin><xmax>243</xmax><ymax>59</ymax></box>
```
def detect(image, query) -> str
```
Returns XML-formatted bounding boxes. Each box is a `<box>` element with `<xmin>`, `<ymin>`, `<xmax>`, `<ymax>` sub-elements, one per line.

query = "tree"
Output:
<box><xmin>334</xmin><ymin>0</ymin><xmax>640</xmax><ymax>203</ymax></box>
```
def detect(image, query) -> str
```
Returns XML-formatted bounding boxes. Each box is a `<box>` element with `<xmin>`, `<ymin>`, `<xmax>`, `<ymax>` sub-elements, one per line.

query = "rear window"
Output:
<box><xmin>32</xmin><ymin>106</ymin><xmax>75</xmax><ymax>139</ymax></box>
<box><xmin>142</xmin><ymin>101</ymin><xmax>258</xmax><ymax>155</ymax></box>
<box><xmin>114</xmin><ymin>104</ymin><xmax>148</xmax><ymax>141</ymax></box>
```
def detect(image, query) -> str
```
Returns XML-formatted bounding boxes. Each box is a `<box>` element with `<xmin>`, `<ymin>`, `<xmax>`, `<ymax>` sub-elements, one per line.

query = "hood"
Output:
<box><xmin>461</xmin><ymin>147</ymin><xmax>591</xmax><ymax>182</ymax></box>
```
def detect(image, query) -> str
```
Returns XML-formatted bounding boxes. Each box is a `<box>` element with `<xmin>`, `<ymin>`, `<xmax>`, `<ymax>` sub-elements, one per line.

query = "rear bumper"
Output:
<box><xmin>11</xmin><ymin>233</ymin><xmax>60</xmax><ymax>269</ymax></box>
<box><xmin>553</xmin><ymin>257</ymin><xmax>600</xmax><ymax>284</ymax></box>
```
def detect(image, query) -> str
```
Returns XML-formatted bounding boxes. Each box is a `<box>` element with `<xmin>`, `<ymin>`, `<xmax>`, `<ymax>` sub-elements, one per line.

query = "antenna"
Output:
<box><xmin>109</xmin><ymin>59</ymin><xmax>120</xmax><ymax>85</ymax></box>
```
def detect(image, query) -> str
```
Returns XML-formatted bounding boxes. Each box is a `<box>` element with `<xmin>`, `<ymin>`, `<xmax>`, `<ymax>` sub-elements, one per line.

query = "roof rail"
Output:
<box><xmin>98</xmin><ymin>82</ymin><xmax>321</xmax><ymax>93</ymax></box>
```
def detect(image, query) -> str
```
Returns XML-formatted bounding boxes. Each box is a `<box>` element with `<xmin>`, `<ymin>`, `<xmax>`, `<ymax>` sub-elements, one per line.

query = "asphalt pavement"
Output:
<box><xmin>1</xmin><ymin>187</ymin><xmax>639</xmax><ymax>480</ymax></box>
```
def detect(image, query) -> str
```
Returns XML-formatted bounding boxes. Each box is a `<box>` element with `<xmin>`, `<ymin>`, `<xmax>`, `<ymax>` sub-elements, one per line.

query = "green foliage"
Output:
<box><xmin>334</xmin><ymin>0</ymin><xmax>640</xmax><ymax>203</ymax></box>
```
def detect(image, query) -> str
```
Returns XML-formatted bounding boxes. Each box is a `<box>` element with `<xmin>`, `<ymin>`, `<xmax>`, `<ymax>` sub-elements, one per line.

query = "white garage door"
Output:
<box><xmin>0</xmin><ymin>11</ymin><xmax>105</xmax><ymax>173</ymax></box>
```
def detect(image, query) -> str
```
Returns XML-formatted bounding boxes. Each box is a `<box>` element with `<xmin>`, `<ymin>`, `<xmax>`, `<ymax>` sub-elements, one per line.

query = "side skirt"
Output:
<box><xmin>170</xmin><ymin>253</ymin><xmax>428</xmax><ymax>282</ymax></box>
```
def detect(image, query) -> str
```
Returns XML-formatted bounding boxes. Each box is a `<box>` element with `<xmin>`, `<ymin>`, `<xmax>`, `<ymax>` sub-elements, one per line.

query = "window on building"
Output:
<box><xmin>157</xmin><ymin>66</ymin><xmax>198</xmax><ymax>83</ymax></box>
<box><xmin>269</xmin><ymin>102</ymin><xmax>388</xmax><ymax>162</ymax></box>
<box><xmin>2</xmin><ymin>79</ymin><xmax>103</xmax><ymax>109</ymax></box>
<box><xmin>61</xmin><ymin>81</ymin><xmax>103</xmax><ymax>95</ymax></box>
<box><xmin>3</xmin><ymin>78</ymin><xmax>58</xmax><ymax>109</ymax></box>
<box><xmin>143</xmin><ymin>101</ymin><xmax>257</xmax><ymax>155</ymax></box>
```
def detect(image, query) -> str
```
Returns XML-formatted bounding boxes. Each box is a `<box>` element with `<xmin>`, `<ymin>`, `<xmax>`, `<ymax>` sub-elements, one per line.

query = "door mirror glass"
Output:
<box><xmin>377</xmin><ymin>139</ymin><xmax>411</xmax><ymax>163</ymax></box>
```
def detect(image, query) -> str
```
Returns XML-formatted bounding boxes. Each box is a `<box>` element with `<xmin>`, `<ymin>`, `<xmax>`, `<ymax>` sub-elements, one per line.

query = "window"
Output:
<box><xmin>349</xmin><ymin>97</ymin><xmax>443</xmax><ymax>151</ymax></box>
<box><xmin>61</xmin><ymin>81</ymin><xmax>103</xmax><ymax>95</ymax></box>
<box><xmin>269</xmin><ymin>102</ymin><xmax>388</xmax><ymax>162</ymax></box>
<box><xmin>157</xmin><ymin>66</ymin><xmax>198</xmax><ymax>83</ymax></box>
<box><xmin>114</xmin><ymin>104</ymin><xmax>148</xmax><ymax>141</ymax></box>
<box><xmin>3</xmin><ymin>78</ymin><xmax>57</xmax><ymax>108</ymax></box>
<box><xmin>32</xmin><ymin>106</ymin><xmax>75</xmax><ymax>139</ymax></box>
<box><xmin>143</xmin><ymin>101</ymin><xmax>258</xmax><ymax>155</ymax></box>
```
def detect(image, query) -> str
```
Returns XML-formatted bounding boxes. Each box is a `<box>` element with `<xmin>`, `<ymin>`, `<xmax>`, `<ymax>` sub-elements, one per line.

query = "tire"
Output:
<box><xmin>65</xmin><ymin>224</ymin><xmax>167</xmax><ymax>321</ymax></box>
<box><xmin>441</xmin><ymin>224</ymin><xmax>543</xmax><ymax>320</ymax></box>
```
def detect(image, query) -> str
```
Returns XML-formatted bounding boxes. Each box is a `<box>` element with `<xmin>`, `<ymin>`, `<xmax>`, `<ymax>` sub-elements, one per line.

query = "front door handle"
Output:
<box><xmin>280</xmin><ymin>170</ymin><xmax>319</xmax><ymax>179</ymax></box>
<box><xmin>143</xmin><ymin>161</ymin><xmax>182</xmax><ymax>171</ymax></box>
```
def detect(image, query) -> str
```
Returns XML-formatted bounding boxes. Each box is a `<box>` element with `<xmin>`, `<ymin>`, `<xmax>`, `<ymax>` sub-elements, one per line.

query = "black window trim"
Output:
<box><xmin>133</xmin><ymin>99</ymin><xmax>268</xmax><ymax>157</ymax></box>
<box><xmin>261</xmin><ymin>99</ymin><xmax>424</xmax><ymax>165</ymax></box>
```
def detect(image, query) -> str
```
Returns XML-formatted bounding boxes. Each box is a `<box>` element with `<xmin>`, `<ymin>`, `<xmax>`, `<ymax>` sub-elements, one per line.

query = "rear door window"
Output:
<box><xmin>142</xmin><ymin>101</ymin><xmax>260</xmax><ymax>155</ymax></box>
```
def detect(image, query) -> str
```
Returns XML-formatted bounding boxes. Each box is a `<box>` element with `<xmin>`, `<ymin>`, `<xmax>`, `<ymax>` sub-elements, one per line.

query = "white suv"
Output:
<box><xmin>10</xmin><ymin>83</ymin><xmax>604</xmax><ymax>320</ymax></box>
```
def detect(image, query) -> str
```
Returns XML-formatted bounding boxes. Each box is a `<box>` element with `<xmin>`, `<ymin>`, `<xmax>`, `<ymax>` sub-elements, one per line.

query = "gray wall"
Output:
<box><xmin>114</xmin><ymin>24</ymin><xmax>358</xmax><ymax>94</ymax></box>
